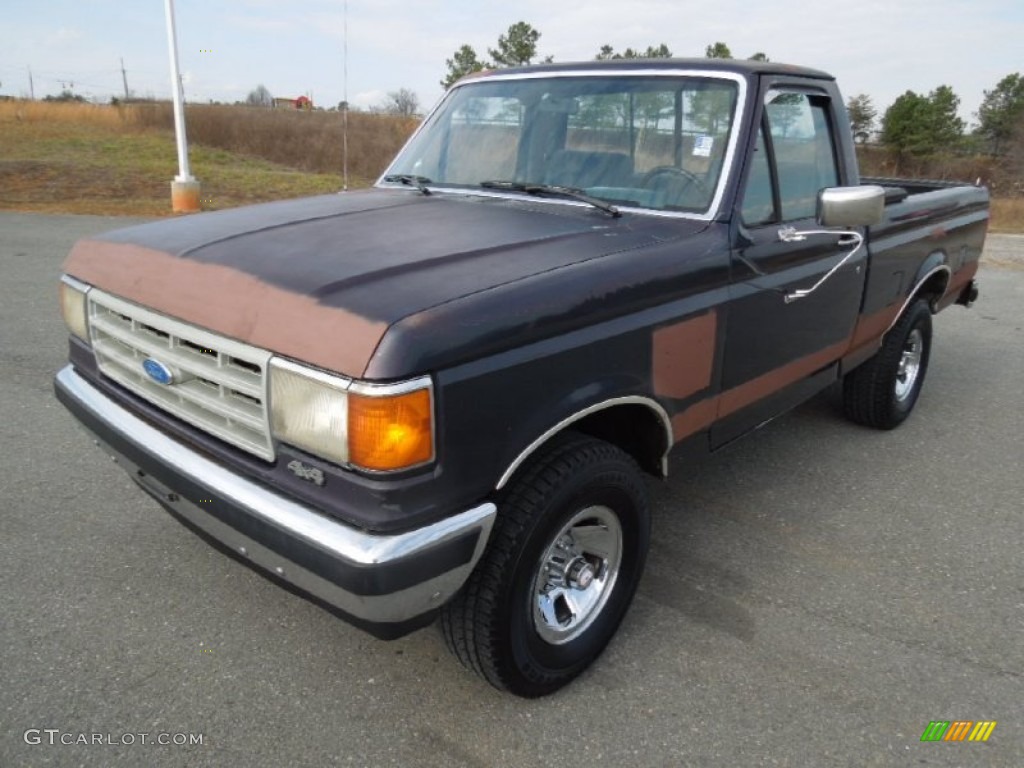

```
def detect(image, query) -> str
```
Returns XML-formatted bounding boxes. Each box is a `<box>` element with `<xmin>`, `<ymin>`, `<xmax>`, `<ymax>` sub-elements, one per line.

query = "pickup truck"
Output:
<box><xmin>55</xmin><ymin>58</ymin><xmax>988</xmax><ymax>697</ymax></box>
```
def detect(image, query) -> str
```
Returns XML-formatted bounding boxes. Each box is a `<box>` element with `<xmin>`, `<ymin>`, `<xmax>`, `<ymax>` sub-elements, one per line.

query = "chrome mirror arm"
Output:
<box><xmin>778</xmin><ymin>228</ymin><xmax>865</xmax><ymax>303</ymax></box>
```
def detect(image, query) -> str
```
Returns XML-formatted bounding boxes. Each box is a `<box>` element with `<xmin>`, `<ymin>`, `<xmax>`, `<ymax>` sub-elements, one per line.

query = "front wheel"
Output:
<box><xmin>439</xmin><ymin>432</ymin><xmax>650</xmax><ymax>697</ymax></box>
<box><xmin>843</xmin><ymin>299</ymin><xmax>933</xmax><ymax>429</ymax></box>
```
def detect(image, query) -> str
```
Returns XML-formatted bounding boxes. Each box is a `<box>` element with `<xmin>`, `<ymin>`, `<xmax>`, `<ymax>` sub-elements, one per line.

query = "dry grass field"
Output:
<box><xmin>129</xmin><ymin>102</ymin><xmax>417</xmax><ymax>179</ymax></box>
<box><xmin>989</xmin><ymin>198</ymin><xmax>1024</xmax><ymax>233</ymax></box>
<box><xmin>0</xmin><ymin>99</ymin><xmax>1020</xmax><ymax>231</ymax></box>
<box><xmin>0</xmin><ymin>100</ymin><xmax>415</xmax><ymax>216</ymax></box>
<box><xmin>857</xmin><ymin>144</ymin><xmax>1022</xmax><ymax>232</ymax></box>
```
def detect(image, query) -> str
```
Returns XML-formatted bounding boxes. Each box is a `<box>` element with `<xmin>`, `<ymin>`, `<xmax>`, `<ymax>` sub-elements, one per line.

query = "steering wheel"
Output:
<box><xmin>641</xmin><ymin>166</ymin><xmax>710</xmax><ymax>205</ymax></box>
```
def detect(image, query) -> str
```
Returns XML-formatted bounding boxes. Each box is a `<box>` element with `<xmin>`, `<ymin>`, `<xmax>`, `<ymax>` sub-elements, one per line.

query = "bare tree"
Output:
<box><xmin>382</xmin><ymin>88</ymin><xmax>420</xmax><ymax>117</ymax></box>
<box><xmin>246</xmin><ymin>84</ymin><xmax>273</xmax><ymax>108</ymax></box>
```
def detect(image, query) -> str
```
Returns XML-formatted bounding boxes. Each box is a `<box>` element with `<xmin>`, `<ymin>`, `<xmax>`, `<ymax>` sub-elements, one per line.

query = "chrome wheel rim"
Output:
<box><xmin>895</xmin><ymin>328</ymin><xmax>924</xmax><ymax>402</ymax></box>
<box><xmin>531</xmin><ymin>505</ymin><xmax>623</xmax><ymax>645</ymax></box>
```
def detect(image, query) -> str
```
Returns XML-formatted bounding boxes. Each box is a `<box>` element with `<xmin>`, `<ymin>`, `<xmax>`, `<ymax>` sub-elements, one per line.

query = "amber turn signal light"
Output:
<box><xmin>347</xmin><ymin>388</ymin><xmax>433</xmax><ymax>471</ymax></box>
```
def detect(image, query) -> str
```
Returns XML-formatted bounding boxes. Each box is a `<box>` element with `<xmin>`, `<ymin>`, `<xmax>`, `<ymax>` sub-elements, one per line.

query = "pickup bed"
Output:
<box><xmin>55</xmin><ymin>58</ymin><xmax>987</xmax><ymax>696</ymax></box>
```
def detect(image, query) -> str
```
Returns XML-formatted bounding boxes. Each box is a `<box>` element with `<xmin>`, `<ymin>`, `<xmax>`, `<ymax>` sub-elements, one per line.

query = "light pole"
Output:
<box><xmin>164</xmin><ymin>0</ymin><xmax>200</xmax><ymax>212</ymax></box>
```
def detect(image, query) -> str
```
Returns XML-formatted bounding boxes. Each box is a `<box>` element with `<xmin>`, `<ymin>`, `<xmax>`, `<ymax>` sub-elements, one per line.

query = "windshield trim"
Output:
<box><xmin>376</xmin><ymin>68</ymin><xmax>748</xmax><ymax>222</ymax></box>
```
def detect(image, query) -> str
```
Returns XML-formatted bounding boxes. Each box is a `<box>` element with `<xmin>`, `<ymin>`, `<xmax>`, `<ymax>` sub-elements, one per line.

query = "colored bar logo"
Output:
<box><xmin>920</xmin><ymin>721</ymin><xmax>996</xmax><ymax>742</ymax></box>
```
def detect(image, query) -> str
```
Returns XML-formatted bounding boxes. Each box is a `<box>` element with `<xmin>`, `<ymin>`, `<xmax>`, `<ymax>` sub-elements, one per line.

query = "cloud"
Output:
<box><xmin>351</xmin><ymin>89</ymin><xmax>386</xmax><ymax>109</ymax></box>
<box><xmin>47</xmin><ymin>27</ymin><xmax>84</xmax><ymax>46</ymax></box>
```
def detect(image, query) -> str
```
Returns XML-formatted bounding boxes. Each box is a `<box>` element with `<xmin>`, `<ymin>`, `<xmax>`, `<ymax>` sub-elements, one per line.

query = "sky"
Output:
<box><xmin>1</xmin><ymin>0</ymin><xmax>1021</xmax><ymax>127</ymax></box>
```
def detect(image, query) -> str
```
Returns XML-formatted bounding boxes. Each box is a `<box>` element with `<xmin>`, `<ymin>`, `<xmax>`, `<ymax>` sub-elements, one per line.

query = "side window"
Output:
<box><xmin>765</xmin><ymin>92</ymin><xmax>839</xmax><ymax>221</ymax></box>
<box><xmin>741</xmin><ymin>126</ymin><xmax>774</xmax><ymax>225</ymax></box>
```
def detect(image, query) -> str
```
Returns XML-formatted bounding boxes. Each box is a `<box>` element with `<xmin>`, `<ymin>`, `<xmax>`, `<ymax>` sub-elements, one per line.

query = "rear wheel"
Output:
<box><xmin>843</xmin><ymin>299</ymin><xmax>933</xmax><ymax>429</ymax></box>
<box><xmin>439</xmin><ymin>432</ymin><xmax>650</xmax><ymax>697</ymax></box>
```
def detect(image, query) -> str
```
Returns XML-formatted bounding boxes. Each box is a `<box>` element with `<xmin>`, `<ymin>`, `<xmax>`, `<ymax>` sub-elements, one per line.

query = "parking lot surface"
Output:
<box><xmin>1</xmin><ymin>213</ymin><xmax>1021</xmax><ymax>766</ymax></box>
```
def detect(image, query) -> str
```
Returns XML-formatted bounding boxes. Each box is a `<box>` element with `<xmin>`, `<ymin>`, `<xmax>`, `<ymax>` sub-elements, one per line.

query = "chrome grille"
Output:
<box><xmin>87</xmin><ymin>288</ymin><xmax>275</xmax><ymax>461</ymax></box>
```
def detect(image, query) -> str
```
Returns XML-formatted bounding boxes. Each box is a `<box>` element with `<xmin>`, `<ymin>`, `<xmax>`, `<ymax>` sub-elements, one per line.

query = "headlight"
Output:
<box><xmin>269</xmin><ymin>358</ymin><xmax>434</xmax><ymax>472</ymax></box>
<box><xmin>269</xmin><ymin>358</ymin><xmax>350</xmax><ymax>465</ymax></box>
<box><xmin>59</xmin><ymin>275</ymin><xmax>90</xmax><ymax>342</ymax></box>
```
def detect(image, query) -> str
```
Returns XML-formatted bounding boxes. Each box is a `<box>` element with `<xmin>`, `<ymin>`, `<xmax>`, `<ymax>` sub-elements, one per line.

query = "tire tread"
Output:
<box><xmin>843</xmin><ymin>299</ymin><xmax>932</xmax><ymax>430</ymax></box>
<box><xmin>439</xmin><ymin>432</ymin><xmax>646</xmax><ymax>695</ymax></box>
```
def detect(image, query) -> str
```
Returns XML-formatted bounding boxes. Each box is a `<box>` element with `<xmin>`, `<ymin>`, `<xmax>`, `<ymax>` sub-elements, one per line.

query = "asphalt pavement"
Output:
<box><xmin>1</xmin><ymin>212</ymin><xmax>1021</xmax><ymax>767</ymax></box>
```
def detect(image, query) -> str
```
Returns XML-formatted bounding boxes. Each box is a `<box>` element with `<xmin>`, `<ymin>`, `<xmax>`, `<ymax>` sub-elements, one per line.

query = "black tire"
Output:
<box><xmin>439</xmin><ymin>432</ymin><xmax>650</xmax><ymax>697</ymax></box>
<box><xmin>843</xmin><ymin>299</ymin><xmax>933</xmax><ymax>429</ymax></box>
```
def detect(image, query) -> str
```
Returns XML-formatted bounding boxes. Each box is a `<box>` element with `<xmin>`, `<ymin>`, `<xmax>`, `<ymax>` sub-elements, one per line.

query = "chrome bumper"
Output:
<box><xmin>54</xmin><ymin>365</ymin><xmax>496</xmax><ymax>637</ymax></box>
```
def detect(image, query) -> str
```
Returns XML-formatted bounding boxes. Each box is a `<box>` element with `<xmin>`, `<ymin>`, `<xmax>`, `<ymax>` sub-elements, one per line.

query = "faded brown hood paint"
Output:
<box><xmin>64</xmin><ymin>189</ymin><xmax>704</xmax><ymax>377</ymax></box>
<box><xmin>64</xmin><ymin>238</ymin><xmax>388</xmax><ymax>376</ymax></box>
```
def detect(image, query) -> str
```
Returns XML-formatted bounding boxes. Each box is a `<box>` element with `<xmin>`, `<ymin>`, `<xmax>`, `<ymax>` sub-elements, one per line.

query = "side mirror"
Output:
<box><xmin>817</xmin><ymin>185</ymin><xmax>885</xmax><ymax>228</ymax></box>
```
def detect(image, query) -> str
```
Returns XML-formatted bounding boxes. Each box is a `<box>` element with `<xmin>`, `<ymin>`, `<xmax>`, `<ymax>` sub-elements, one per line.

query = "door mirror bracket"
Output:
<box><xmin>774</xmin><ymin>185</ymin><xmax>884</xmax><ymax>302</ymax></box>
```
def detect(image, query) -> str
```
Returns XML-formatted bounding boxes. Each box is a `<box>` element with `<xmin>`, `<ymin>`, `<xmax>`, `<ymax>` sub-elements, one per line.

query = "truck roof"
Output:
<box><xmin>468</xmin><ymin>58</ymin><xmax>835</xmax><ymax>82</ymax></box>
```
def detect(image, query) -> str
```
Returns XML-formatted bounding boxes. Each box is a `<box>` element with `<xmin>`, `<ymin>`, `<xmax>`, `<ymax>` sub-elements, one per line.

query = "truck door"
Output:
<box><xmin>712</xmin><ymin>88</ymin><xmax>865</xmax><ymax>447</ymax></box>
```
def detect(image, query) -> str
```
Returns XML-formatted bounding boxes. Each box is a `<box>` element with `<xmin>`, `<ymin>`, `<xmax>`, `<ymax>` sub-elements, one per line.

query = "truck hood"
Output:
<box><xmin>65</xmin><ymin>189</ymin><xmax>708</xmax><ymax>378</ymax></box>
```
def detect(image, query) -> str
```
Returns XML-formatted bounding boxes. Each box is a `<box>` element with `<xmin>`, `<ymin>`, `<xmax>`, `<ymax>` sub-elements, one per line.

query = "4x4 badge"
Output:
<box><xmin>287</xmin><ymin>460</ymin><xmax>325</xmax><ymax>486</ymax></box>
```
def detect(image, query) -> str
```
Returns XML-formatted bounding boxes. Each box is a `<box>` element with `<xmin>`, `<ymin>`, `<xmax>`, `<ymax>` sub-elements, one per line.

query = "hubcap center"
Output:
<box><xmin>566</xmin><ymin>558</ymin><xmax>596</xmax><ymax>590</ymax></box>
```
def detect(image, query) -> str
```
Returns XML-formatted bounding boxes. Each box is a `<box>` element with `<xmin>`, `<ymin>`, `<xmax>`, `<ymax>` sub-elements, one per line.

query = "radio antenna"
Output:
<box><xmin>342</xmin><ymin>0</ymin><xmax>349</xmax><ymax>192</ymax></box>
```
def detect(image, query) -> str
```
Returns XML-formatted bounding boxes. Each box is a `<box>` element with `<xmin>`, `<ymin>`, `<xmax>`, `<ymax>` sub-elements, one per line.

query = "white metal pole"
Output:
<box><xmin>164</xmin><ymin>0</ymin><xmax>193</xmax><ymax>182</ymax></box>
<box><xmin>342</xmin><ymin>0</ymin><xmax>349</xmax><ymax>191</ymax></box>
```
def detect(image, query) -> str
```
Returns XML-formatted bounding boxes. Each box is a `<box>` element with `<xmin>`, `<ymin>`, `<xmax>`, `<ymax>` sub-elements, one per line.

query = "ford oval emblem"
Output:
<box><xmin>142</xmin><ymin>358</ymin><xmax>175</xmax><ymax>385</ymax></box>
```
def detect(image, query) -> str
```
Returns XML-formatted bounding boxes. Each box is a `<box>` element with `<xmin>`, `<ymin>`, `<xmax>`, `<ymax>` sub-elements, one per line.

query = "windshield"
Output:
<box><xmin>383</xmin><ymin>74</ymin><xmax>741</xmax><ymax>214</ymax></box>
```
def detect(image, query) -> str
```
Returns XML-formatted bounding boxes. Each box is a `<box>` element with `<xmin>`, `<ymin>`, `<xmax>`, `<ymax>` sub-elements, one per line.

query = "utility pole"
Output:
<box><xmin>120</xmin><ymin>58</ymin><xmax>130</xmax><ymax>102</ymax></box>
<box><xmin>27</xmin><ymin>66</ymin><xmax>35</xmax><ymax>100</ymax></box>
<box><xmin>163</xmin><ymin>0</ymin><xmax>200</xmax><ymax>212</ymax></box>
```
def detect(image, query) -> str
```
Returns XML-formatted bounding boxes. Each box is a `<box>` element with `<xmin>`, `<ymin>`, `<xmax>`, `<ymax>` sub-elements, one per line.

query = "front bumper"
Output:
<box><xmin>54</xmin><ymin>365</ymin><xmax>496</xmax><ymax>639</ymax></box>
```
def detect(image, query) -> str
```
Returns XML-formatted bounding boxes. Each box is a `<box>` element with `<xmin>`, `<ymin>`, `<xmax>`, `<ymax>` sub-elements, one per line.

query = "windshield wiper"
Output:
<box><xmin>480</xmin><ymin>181</ymin><xmax>621</xmax><ymax>218</ymax></box>
<box><xmin>383</xmin><ymin>174</ymin><xmax>433</xmax><ymax>195</ymax></box>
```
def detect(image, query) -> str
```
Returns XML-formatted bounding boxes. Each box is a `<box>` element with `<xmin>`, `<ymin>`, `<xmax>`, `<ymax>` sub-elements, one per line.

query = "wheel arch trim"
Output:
<box><xmin>885</xmin><ymin>263</ymin><xmax>951</xmax><ymax>336</ymax></box>
<box><xmin>495</xmin><ymin>396</ymin><xmax>673</xmax><ymax>490</ymax></box>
